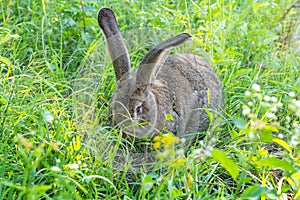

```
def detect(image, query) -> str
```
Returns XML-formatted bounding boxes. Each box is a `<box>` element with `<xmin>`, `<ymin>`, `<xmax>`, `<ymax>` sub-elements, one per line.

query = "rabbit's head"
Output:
<box><xmin>98</xmin><ymin>8</ymin><xmax>191</xmax><ymax>138</ymax></box>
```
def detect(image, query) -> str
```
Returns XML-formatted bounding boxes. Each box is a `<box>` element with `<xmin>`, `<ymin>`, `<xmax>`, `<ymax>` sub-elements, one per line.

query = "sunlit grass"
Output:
<box><xmin>0</xmin><ymin>0</ymin><xmax>299</xmax><ymax>199</ymax></box>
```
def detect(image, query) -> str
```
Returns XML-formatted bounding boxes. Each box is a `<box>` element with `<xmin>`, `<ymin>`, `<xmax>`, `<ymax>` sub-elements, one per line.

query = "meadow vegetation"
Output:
<box><xmin>0</xmin><ymin>0</ymin><xmax>300</xmax><ymax>199</ymax></box>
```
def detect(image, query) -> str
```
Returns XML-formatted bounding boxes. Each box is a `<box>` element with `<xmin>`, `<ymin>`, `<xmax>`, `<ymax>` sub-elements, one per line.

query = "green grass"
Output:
<box><xmin>1</xmin><ymin>0</ymin><xmax>300</xmax><ymax>199</ymax></box>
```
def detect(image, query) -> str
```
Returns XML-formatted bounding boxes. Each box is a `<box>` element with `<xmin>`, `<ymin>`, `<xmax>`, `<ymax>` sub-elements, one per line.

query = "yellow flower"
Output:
<box><xmin>153</xmin><ymin>135</ymin><xmax>161</xmax><ymax>142</ymax></box>
<box><xmin>70</xmin><ymin>135</ymin><xmax>82</xmax><ymax>160</ymax></box>
<box><xmin>17</xmin><ymin>135</ymin><xmax>33</xmax><ymax>152</ymax></box>
<box><xmin>187</xmin><ymin>174</ymin><xmax>193</xmax><ymax>189</ymax></box>
<box><xmin>170</xmin><ymin>158</ymin><xmax>186</xmax><ymax>169</ymax></box>
<box><xmin>161</xmin><ymin>135</ymin><xmax>180</xmax><ymax>145</ymax></box>
<box><xmin>72</xmin><ymin>135</ymin><xmax>81</xmax><ymax>151</ymax></box>
<box><xmin>153</xmin><ymin>141</ymin><xmax>161</xmax><ymax>150</ymax></box>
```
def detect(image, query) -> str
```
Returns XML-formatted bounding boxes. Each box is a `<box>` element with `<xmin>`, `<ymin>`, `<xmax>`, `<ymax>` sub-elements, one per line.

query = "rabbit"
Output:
<box><xmin>98</xmin><ymin>7</ymin><xmax>223</xmax><ymax>140</ymax></box>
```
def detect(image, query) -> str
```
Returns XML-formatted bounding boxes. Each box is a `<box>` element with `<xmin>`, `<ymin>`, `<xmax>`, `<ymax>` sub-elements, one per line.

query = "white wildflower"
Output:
<box><xmin>193</xmin><ymin>148</ymin><xmax>202</xmax><ymax>154</ymax></box>
<box><xmin>266</xmin><ymin>112</ymin><xmax>276</xmax><ymax>119</ymax></box>
<box><xmin>288</xmin><ymin>92</ymin><xmax>296</xmax><ymax>97</ymax></box>
<box><xmin>242</xmin><ymin>106</ymin><xmax>251</xmax><ymax>116</ymax></box>
<box><xmin>176</xmin><ymin>148</ymin><xmax>185</xmax><ymax>156</ymax></box>
<box><xmin>248</xmin><ymin>101</ymin><xmax>254</xmax><ymax>106</ymax></box>
<box><xmin>272</xmin><ymin>121</ymin><xmax>280</xmax><ymax>127</ymax></box>
<box><xmin>271</xmin><ymin>96</ymin><xmax>278</xmax><ymax>103</ymax></box>
<box><xmin>295</xmin><ymin>100</ymin><xmax>300</xmax><ymax>108</ymax></box>
<box><xmin>291</xmin><ymin>135</ymin><xmax>299</xmax><ymax>146</ymax></box>
<box><xmin>68</xmin><ymin>163</ymin><xmax>79</xmax><ymax>170</ymax></box>
<box><xmin>207</xmin><ymin>145</ymin><xmax>213</xmax><ymax>151</ymax></box>
<box><xmin>245</xmin><ymin>91</ymin><xmax>252</xmax><ymax>96</ymax></box>
<box><xmin>264</xmin><ymin>95</ymin><xmax>271</xmax><ymax>102</ymax></box>
<box><xmin>51</xmin><ymin>166</ymin><xmax>61</xmax><ymax>172</ymax></box>
<box><xmin>204</xmin><ymin>149</ymin><xmax>212</xmax><ymax>157</ymax></box>
<box><xmin>252</xmin><ymin>84</ymin><xmax>261</xmax><ymax>92</ymax></box>
<box><xmin>43</xmin><ymin>110</ymin><xmax>54</xmax><ymax>122</ymax></box>
<box><xmin>210</xmin><ymin>137</ymin><xmax>217</xmax><ymax>143</ymax></box>
<box><xmin>292</xmin><ymin>122</ymin><xmax>298</xmax><ymax>128</ymax></box>
<box><xmin>278</xmin><ymin>133</ymin><xmax>284</xmax><ymax>138</ymax></box>
<box><xmin>249</xmin><ymin>132</ymin><xmax>255</xmax><ymax>139</ymax></box>
<box><xmin>180</xmin><ymin>138</ymin><xmax>186</xmax><ymax>144</ymax></box>
<box><xmin>271</xmin><ymin>106</ymin><xmax>278</xmax><ymax>112</ymax></box>
<box><xmin>286</xmin><ymin>116</ymin><xmax>291</xmax><ymax>122</ymax></box>
<box><xmin>30</xmin><ymin>130</ymin><xmax>36</xmax><ymax>135</ymax></box>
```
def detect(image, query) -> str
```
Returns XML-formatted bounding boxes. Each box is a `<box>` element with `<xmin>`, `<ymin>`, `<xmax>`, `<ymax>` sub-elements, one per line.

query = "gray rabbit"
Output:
<box><xmin>98</xmin><ymin>8</ymin><xmax>223</xmax><ymax>140</ymax></box>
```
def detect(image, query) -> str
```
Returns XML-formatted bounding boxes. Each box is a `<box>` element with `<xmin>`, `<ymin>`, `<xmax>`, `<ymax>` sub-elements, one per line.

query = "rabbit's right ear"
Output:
<box><xmin>98</xmin><ymin>8</ymin><xmax>131</xmax><ymax>80</ymax></box>
<box><xmin>136</xmin><ymin>33</ymin><xmax>191</xmax><ymax>91</ymax></box>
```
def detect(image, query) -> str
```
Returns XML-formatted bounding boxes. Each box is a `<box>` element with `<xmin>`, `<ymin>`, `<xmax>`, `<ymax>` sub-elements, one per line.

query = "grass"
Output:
<box><xmin>0</xmin><ymin>0</ymin><xmax>300</xmax><ymax>199</ymax></box>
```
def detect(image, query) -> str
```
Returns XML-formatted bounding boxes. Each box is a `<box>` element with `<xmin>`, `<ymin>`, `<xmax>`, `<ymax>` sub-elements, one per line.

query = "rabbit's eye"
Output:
<box><xmin>136</xmin><ymin>105</ymin><xmax>142</xmax><ymax>115</ymax></box>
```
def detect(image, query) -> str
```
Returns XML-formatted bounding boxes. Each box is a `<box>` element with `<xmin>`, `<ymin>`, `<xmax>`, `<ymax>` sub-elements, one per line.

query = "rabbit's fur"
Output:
<box><xmin>98</xmin><ymin>8</ymin><xmax>222</xmax><ymax>140</ymax></box>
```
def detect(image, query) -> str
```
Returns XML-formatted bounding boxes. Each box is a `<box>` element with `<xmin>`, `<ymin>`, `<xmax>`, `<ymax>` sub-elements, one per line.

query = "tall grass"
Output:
<box><xmin>0</xmin><ymin>0</ymin><xmax>299</xmax><ymax>199</ymax></box>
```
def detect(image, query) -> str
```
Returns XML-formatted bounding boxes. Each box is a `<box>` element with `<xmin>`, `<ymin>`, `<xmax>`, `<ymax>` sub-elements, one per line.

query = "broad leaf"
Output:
<box><xmin>212</xmin><ymin>149</ymin><xmax>239</xmax><ymax>180</ymax></box>
<box><xmin>233</xmin><ymin>118</ymin><xmax>247</xmax><ymax>129</ymax></box>
<box><xmin>272</xmin><ymin>138</ymin><xmax>292</xmax><ymax>153</ymax></box>
<box><xmin>258</xmin><ymin>157</ymin><xmax>296</xmax><ymax>172</ymax></box>
<box><xmin>240</xmin><ymin>184</ymin><xmax>266</xmax><ymax>199</ymax></box>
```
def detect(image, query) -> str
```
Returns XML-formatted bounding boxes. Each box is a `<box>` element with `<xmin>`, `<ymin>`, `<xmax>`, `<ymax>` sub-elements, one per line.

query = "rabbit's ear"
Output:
<box><xmin>136</xmin><ymin>33</ymin><xmax>191</xmax><ymax>88</ymax></box>
<box><xmin>98</xmin><ymin>8</ymin><xmax>131</xmax><ymax>80</ymax></box>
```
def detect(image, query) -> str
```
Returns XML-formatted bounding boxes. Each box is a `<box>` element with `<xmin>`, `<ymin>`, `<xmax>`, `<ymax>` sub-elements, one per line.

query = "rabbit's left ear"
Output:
<box><xmin>98</xmin><ymin>8</ymin><xmax>131</xmax><ymax>80</ymax></box>
<box><xmin>136</xmin><ymin>33</ymin><xmax>191</xmax><ymax>91</ymax></box>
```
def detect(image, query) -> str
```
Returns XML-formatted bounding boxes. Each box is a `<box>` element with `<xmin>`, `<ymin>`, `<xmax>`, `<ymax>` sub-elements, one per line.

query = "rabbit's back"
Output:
<box><xmin>155</xmin><ymin>53</ymin><xmax>222</xmax><ymax>136</ymax></box>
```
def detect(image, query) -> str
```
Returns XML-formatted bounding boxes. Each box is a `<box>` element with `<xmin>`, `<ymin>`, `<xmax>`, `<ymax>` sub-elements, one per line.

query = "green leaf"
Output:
<box><xmin>26</xmin><ymin>185</ymin><xmax>52</xmax><ymax>200</ymax></box>
<box><xmin>264</xmin><ymin>125</ymin><xmax>279</xmax><ymax>133</ymax></box>
<box><xmin>165</xmin><ymin>113</ymin><xmax>174</xmax><ymax>121</ymax></box>
<box><xmin>0</xmin><ymin>94</ymin><xmax>7</xmax><ymax>106</ymax></box>
<box><xmin>260</xmin><ymin>128</ymin><xmax>273</xmax><ymax>142</ymax></box>
<box><xmin>258</xmin><ymin>157</ymin><xmax>296</xmax><ymax>172</ymax></box>
<box><xmin>262</xmin><ymin>33</ymin><xmax>279</xmax><ymax>45</ymax></box>
<box><xmin>204</xmin><ymin>108</ymin><xmax>214</xmax><ymax>122</ymax></box>
<box><xmin>144</xmin><ymin>181</ymin><xmax>153</xmax><ymax>192</ymax></box>
<box><xmin>142</xmin><ymin>175</ymin><xmax>154</xmax><ymax>192</ymax></box>
<box><xmin>84</xmin><ymin>175</ymin><xmax>116</xmax><ymax>191</ymax></box>
<box><xmin>233</xmin><ymin>118</ymin><xmax>247</xmax><ymax>129</ymax></box>
<box><xmin>240</xmin><ymin>184</ymin><xmax>267</xmax><ymax>199</ymax></box>
<box><xmin>292</xmin><ymin>172</ymin><xmax>300</xmax><ymax>193</ymax></box>
<box><xmin>0</xmin><ymin>56</ymin><xmax>10</xmax><ymax>65</ymax></box>
<box><xmin>212</xmin><ymin>149</ymin><xmax>239</xmax><ymax>180</ymax></box>
<box><xmin>172</xmin><ymin>188</ymin><xmax>183</xmax><ymax>198</ymax></box>
<box><xmin>240</xmin><ymin>184</ymin><xmax>278</xmax><ymax>200</ymax></box>
<box><xmin>272</xmin><ymin>138</ymin><xmax>292</xmax><ymax>153</ymax></box>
